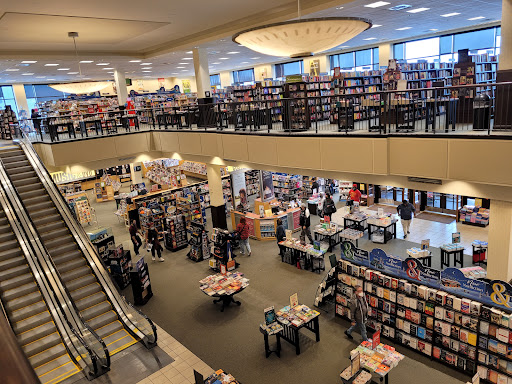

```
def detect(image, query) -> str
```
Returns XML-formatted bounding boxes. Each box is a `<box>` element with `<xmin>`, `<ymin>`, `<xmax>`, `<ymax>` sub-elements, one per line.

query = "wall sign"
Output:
<box><xmin>51</xmin><ymin>170</ymin><xmax>96</xmax><ymax>184</ymax></box>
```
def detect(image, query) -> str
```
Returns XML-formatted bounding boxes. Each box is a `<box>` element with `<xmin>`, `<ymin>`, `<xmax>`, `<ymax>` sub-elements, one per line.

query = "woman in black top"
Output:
<box><xmin>323</xmin><ymin>193</ymin><xmax>337</xmax><ymax>220</ymax></box>
<box><xmin>275</xmin><ymin>218</ymin><xmax>286</xmax><ymax>257</ymax></box>
<box><xmin>146</xmin><ymin>222</ymin><xmax>164</xmax><ymax>262</ymax></box>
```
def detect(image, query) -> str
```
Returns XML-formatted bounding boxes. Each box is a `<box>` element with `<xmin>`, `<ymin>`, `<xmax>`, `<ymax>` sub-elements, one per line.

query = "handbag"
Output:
<box><xmin>146</xmin><ymin>243</ymin><xmax>153</xmax><ymax>252</ymax></box>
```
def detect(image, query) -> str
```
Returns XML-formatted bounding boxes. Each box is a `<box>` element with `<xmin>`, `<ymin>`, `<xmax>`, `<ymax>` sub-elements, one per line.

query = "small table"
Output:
<box><xmin>199</xmin><ymin>272</ymin><xmax>249</xmax><ymax>312</ymax></box>
<box><xmin>344</xmin><ymin>217</ymin><xmax>368</xmax><ymax>232</ymax></box>
<box><xmin>211</xmin><ymin>289</ymin><xmax>244</xmax><ymax>312</ymax></box>
<box><xmin>279</xmin><ymin>241</ymin><xmax>327</xmax><ymax>273</ymax></box>
<box><xmin>440</xmin><ymin>247</ymin><xmax>465</xmax><ymax>269</ymax></box>
<box><xmin>415</xmin><ymin>254</ymin><xmax>432</xmax><ymax>267</ymax></box>
<box><xmin>313</xmin><ymin>226</ymin><xmax>343</xmax><ymax>252</ymax></box>
<box><xmin>276</xmin><ymin>306</ymin><xmax>320</xmax><ymax>355</ymax></box>
<box><xmin>259</xmin><ymin>326</ymin><xmax>281</xmax><ymax>358</ymax></box>
<box><xmin>368</xmin><ymin>221</ymin><xmax>397</xmax><ymax>244</ymax></box>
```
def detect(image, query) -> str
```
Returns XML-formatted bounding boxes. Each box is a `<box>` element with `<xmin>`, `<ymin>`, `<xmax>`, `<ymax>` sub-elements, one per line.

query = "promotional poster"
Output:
<box><xmin>260</xmin><ymin>171</ymin><xmax>275</xmax><ymax>202</ymax></box>
<box><xmin>231</xmin><ymin>170</ymin><xmax>247</xmax><ymax>211</ymax></box>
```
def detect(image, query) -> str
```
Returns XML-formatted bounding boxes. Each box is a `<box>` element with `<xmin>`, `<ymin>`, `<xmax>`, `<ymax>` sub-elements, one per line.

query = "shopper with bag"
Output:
<box><xmin>317</xmin><ymin>193</ymin><xmax>325</xmax><ymax>217</ymax></box>
<box><xmin>345</xmin><ymin>285</ymin><xmax>369</xmax><ymax>342</ymax></box>
<box><xmin>129</xmin><ymin>220</ymin><xmax>143</xmax><ymax>256</ymax></box>
<box><xmin>299</xmin><ymin>205</ymin><xmax>314</xmax><ymax>244</ymax></box>
<box><xmin>323</xmin><ymin>193</ymin><xmax>337</xmax><ymax>220</ymax></box>
<box><xmin>146</xmin><ymin>222</ymin><xmax>164</xmax><ymax>262</ymax></box>
<box><xmin>236</xmin><ymin>217</ymin><xmax>251</xmax><ymax>256</ymax></box>
<box><xmin>397</xmin><ymin>199</ymin><xmax>416</xmax><ymax>239</ymax></box>
<box><xmin>275</xmin><ymin>218</ymin><xmax>286</xmax><ymax>257</ymax></box>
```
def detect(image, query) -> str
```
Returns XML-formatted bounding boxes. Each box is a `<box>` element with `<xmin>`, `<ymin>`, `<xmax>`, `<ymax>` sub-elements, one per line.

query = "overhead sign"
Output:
<box><xmin>51</xmin><ymin>170</ymin><xmax>96</xmax><ymax>184</ymax></box>
<box><xmin>285</xmin><ymin>74</ymin><xmax>303</xmax><ymax>83</ymax></box>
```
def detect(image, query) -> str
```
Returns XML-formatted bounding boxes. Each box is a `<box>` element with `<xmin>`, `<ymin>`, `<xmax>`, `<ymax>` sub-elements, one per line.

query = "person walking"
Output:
<box><xmin>146</xmin><ymin>222</ymin><xmax>164</xmax><ymax>262</ymax></box>
<box><xmin>236</xmin><ymin>217</ymin><xmax>251</xmax><ymax>256</ymax></box>
<box><xmin>348</xmin><ymin>184</ymin><xmax>362</xmax><ymax>206</ymax></box>
<box><xmin>345</xmin><ymin>285</ymin><xmax>369</xmax><ymax>342</ymax></box>
<box><xmin>299</xmin><ymin>205</ymin><xmax>314</xmax><ymax>244</ymax></box>
<box><xmin>311</xmin><ymin>177</ymin><xmax>319</xmax><ymax>194</ymax></box>
<box><xmin>275</xmin><ymin>218</ymin><xmax>286</xmax><ymax>257</ymax></box>
<box><xmin>317</xmin><ymin>192</ymin><xmax>325</xmax><ymax>217</ymax></box>
<box><xmin>323</xmin><ymin>193</ymin><xmax>337</xmax><ymax>220</ymax></box>
<box><xmin>397</xmin><ymin>199</ymin><xmax>416</xmax><ymax>239</ymax></box>
<box><xmin>129</xmin><ymin>220</ymin><xmax>142</xmax><ymax>256</ymax></box>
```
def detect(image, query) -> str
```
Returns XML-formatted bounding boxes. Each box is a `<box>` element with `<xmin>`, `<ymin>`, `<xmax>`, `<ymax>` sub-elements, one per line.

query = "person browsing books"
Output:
<box><xmin>323</xmin><ymin>193</ymin><xmax>336</xmax><ymax>220</ymax></box>
<box><xmin>397</xmin><ymin>199</ymin><xmax>416</xmax><ymax>239</ymax></box>
<box><xmin>311</xmin><ymin>177</ymin><xmax>319</xmax><ymax>194</ymax></box>
<box><xmin>317</xmin><ymin>193</ymin><xmax>325</xmax><ymax>217</ymax></box>
<box><xmin>275</xmin><ymin>218</ymin><xmax>286</xmax><ymax>257</ymax></box>
<box><xmin>299</xmin><ymin>205</ymin><xmax>314</xmax><ymax>244</ymax></box>
<box><xmin>236</xmin><ymin>217</ymin><xmax>251</xmax><ymax>256</ymax></box>
<box><xmin>129</xmin><ymin>220</ymin><xmax>142</xmax><ymax>256</ymax></box>
<box><xmin>345</xmin><ymin>285</ymin><xmax>369</xmax><ymax>342</ymax></box>
<box><xmin>146</xmin><ymin>222</ymin><xmax>164</xmax><ymax>262</ymax></box>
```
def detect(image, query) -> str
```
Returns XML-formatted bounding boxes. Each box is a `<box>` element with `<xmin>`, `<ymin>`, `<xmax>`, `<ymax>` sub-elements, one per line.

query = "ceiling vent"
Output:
<box><xmin>389</xmin><ymin>4</ymin><xmax>412</xmax><ymax>10</ymax></box>
<box><xmin>408</xmin><ymin>177</ymin><xmax>443</xmax><ymax>185</ymax></box>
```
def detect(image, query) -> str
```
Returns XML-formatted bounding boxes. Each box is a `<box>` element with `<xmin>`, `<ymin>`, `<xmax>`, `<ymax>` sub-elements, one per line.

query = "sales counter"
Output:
<box><xmin>231</xmin><ymin>208</ymin><xmax>301</xmax><ymax>241</ymax></box>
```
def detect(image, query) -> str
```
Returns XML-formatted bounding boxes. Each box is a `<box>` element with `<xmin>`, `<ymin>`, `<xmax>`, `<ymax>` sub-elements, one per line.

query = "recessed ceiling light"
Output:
<box><xmin>429</xmin><ymin>28</ymin><xmax>439</xmax><ymax>31</ymax></box>
<box><xmin>240</xmin><ymin>61</ymin><xmax>250</xmax><ymax>64</ymax></box>
<box><xmin>182</xmin><ymin>58</ymin><xmax>193</xmax><ymax>60</ymax></box>
<box><xmin>142</xmin><ymin>70</ymin><xmax>152</xmax><ymax>72</ymax></box>
<box><xmin>178</xmin><ymin>63</ymin><xmax>188</xmax><ymax>65</ymax></box>
<box><xmin>363</xmin><ymin>37</ymin><xmax>377</xmax><ymax>40</ymax></box>
<box><xmin>364</xmin><ymin>1</ymin><xmax>390</xmax><ymax>8</ymax></box>
<box><xmin>171</xmin><ymin>72</ymin><xmax>179</xmax><ymax>75</ymax></box>
<box><xmin>140</xmin><ymin>62</ymin><xmax>152</xmax><ymax>65</ymax></box>
<box><xmin>186</xmin><ymin>51</ymin><xmax>193</xmax><ymax>54</ymax></box>
<box><xmin>129</xmin><ymin>60</ymin><xmax>142</xmax><ymax>62</ymax></box>
<box><xmin>47</xmin><ymin>78</ymin><xmax>56</xmax><ymax>80</ymax></box>
<box><xmin>5</xmin><ymin>69</ymin><xmax>19</xmax><ymax>71</ymax></box>
<box><xmin>371</xmin><ymin>25</ymin><xmax>382</xmax><ymax>28</ymax></box>
<box><xmin>336</xmin><ymin>6</ymin><xmax>344</xmax><ymax>9</ymax></box>
<box><xmin>219</xmin><ymin>58</ymin><xmax>229</xmax><ymax>60</ymax></box>
<box><xmin>21</xmin><ymin>61</ymin><xmax>37</xmax><ymax>64</ymax></box>
<box><xmin>441</xmin><ymin>12</ymin><xmax>460</xmax><ymax>17</ymax></box>
<box><xmin>396</xmin><ymin>27</ymin><xmax>412</xmax><ymax>30</ymax></box>
<box><xmin>407</xmin><ymin>7</ymin><xmax>429</xmax><ymax>13</ymax></box>
<box><xmin>177</xmin><ymin>67</ymin><xmax>185</xmax><ymax>69</ymax></box>
<box><xmin>143</xmin><ymin>75</ymin><xmax>151</xmax><ymax>78</ymax></box>
<box><xmin>57</xmin><ymin>68</ymin><xmax>70</xmax><ymax>70</ymax></box>
<box><xmin>468</xmin><ymin>16</ymin><xmax>485</xmax><ymax>20</ymax></box>
<box><xmin>68</xmin><ymin>72</ymin><xmax>79</xmax><ymax>74</ymax></box>
<box><xmin>45</xmin><ymin>64</ymin><xmax>59</xmax><ymax>66</ymax></box>
<box><xmin>141</xmin><ymin>67</ymin><xmax>152</xmax><ymax>69</ymax></box>
<box><xmin>339</xmin><ymin>45</ymin><xmax>350</xmax><ymax>48</ymax></box>
<box><xmin>97</xmin><ymin>63</ymin><xmax>109</xmax><ymax>65</ymax></box>
<box><xmin>250</xmin><ymin>57</ymin><xmax>260</xmax><ymax>60</ymax></box>
<box><xmin>107</xmin><ymin>71</ymin><xmax>114</xmax><ymax>74</ymax></box>
<box><xmin>102</xmin><ymin>67</ymin><xmax>114</xmax><ymax>70</ymax></box>
<box><xmin>21</xmin><ymin>73</ymin><xmax>34</xmax><ymax>75</ymax></box>
<box><xmin>227</xmin><ymin>51</ymin><xmax>239</xmax><ymax>54</ymax></box>
<box><xmin>79</xmin><ymin>60</ymin><xmax>93</xmax><ymax>63</ymax></box>
<box><xmin>35</xmin><ymin>76</ymin><xmax>46</xmax><ymax>78</ymax></box>
<box><xmin>181</xmin><ymin>70</ymin><xmax>188</xmax><ymax>72</ymax></box>
<box><xmin>212</xmin><ymin>62</ymin><xmax>221</xmax><ymax>65</ymax></box>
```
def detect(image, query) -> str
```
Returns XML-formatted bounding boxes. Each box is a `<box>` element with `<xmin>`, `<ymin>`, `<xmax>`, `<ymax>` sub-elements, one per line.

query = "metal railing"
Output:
<box><xmin>12</xmin><ymin>81</ymin><xmax>511</xmax><ymax>143</ymax></box>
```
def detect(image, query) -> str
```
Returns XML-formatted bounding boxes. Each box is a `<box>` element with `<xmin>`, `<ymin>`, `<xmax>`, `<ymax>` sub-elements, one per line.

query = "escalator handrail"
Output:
<box><xmin>0</xmin><ymin>158</ymin><xmax>104</xmax><ymax>378</ymax></box>
<box><xmin>16</xmin><ymin>134</ymin><xmax>157</xmax><ymax>346</ymax></box>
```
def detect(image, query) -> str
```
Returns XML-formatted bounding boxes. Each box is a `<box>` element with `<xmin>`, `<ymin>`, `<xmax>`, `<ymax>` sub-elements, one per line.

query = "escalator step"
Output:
<box><xmin>10</xmin><ymin>300</ymin><xmax>48</xmax><ymax>328</ymax></box>
<box><xmin>0</xmin><ymin>239</ymin><xmax>21</xmax><ymax>254</ymax></box>
<box><xmin>58</xmin><ymin>257</ymin><xmax>87</xmax><ymax>274</ymax></box>
<box><xmin>17</xmin><ymin>183</ymin><xmax>43</xmax><ymax>195</ymax></box>
<box><xmin>0</xmin><ymin>270</ymin><xmax>33</xmax><ymax>292</ymax></box>
<box><xmin>6</xmin><ymin>165</ymin><xmax>33</xmax><ymax>174</ymax></box>
<box><xmin>66</xmin><ymin>274</ymin><xmax>97</xmax><ymax>292</ymax></box>
<box><xmin>103</xmin><ymin>329</ymin><xmax>136</xmax><ymax>355</ymax></box>
<box><xmin>35</xmin><ymin>354</ymin><xmax>78</xmax><ymax>384</ymax></box>
<box><xmin>87</xmin><ymin>310</ymin><xmax>118</xmax><ymax>331</ymax></box>
<box><xmin>81</xmin><ymin>301</ymin><xmax>112</xmax><ymax>322</ymax></box>
<box><xmin>18</xmin><ymin>321</ymin><xmax>56</xmax><ymax>346</ymax></box>
<box><xmin>37</xmin><ymin>220</ymin><xmax>66</xmax><ymax>234</ymax></box>
<box><xmin>24</xmin><ymin>200</ymin><xmax>55</xmax><ymax>213</ymax></box>
<box><xmin>0</xmin><ymin>263</ymin><xmax>30</xmax><ymax>283</ymax></box>
<box><xmin>61</xmin><ymin>265</ymin><xmax>91</xmax><ymax>283</ymax></box>
<box><xmin>45</xmin><ymin>243</ymin><xmax>77</xmax><ymax>258</ymax></box>
<box><xmin>44</xmin><ymin>236</ymin><xmax>76</xmax><ymax>253</ymax></box>
<box><xmin>75</xmin><ymin>291</ymin><xmax>106</xmax><ymax>312</ymax></box>
<box><xmin>0</xmin><ymin>247</ymin><xmax>22</xmax><ymax>263</ymax></box>
<box><xmin>0</xmin><ymin>255</ymin><xmax>27</xmax><ymax>272</ymax></box>
<box><xmin>17</xmin><ymin>189</ymin><xmax>43</xmax><ymax>200</ymax></box>
<box><xmin>0</xmin><ymin>223</ymin><xmax>13</xmax><ymax>234</ymax></box>
<box><xmin>40</xmin><ymin>227</ymin><xmax>70</xmax><ymax>242</ymax></box>
<box><xmin>2</xmin><ymin>280</ymin><xmax>37</xmax><ymax>301</ymax></box>
<box><xmin>13</xmin><ymin>311</ymin><xmax>52</xmax><ymax>334</ymax></box>
<box><xmin>23</xmin><ymin>332</ymin><xmax>62</xmax><ymax>358</ymax></box>
<box><xmin>10</xmin><ymin>171</ymin><xmax>37</xmax><ymax>182</ymax></box>
<box><xmin>23</xmin><ymin>195</ymin><xmax>51</xmax><ymax>206</ymax></box>
<box><xmin>31</xmin><ymin>214</ymin><xmax>61</xmax><ymax>227</ymax></box>
<box><xmin>2</xmin><ymin>159</ymin><xmax>30</xmax><ymax>169</ymax></box>
<box><xmin>13</xmin><ymin>177</ymin><xmax>43</xmax><ymax>188</ymax></box>
<box><xmin>70</xmin><ymin>283</ymin><xmax>101</xmax><ymax>301</ymax></box>
<box><xmin>5</xmin><ymin>291</ymin><xmax>46</xmax><ymax>314</ymax></box>
<box><xmin>52</xmin><ymin>249</ymin><xmax>82</xmax><ymax>265</ymax></box>
<box><xmin>0</xmin><ymin>231</ymin><xmax>15</xmax><ymax>242</ymax></box>
<box><xmin>29</xmin><ymin>343</ymin><xmax>67</xmax><ymax>370</ymax></box>
<box><xmin>95</xmin><ymin>320</ymin><xmax>123</xmax><ymax>339</ymax></box>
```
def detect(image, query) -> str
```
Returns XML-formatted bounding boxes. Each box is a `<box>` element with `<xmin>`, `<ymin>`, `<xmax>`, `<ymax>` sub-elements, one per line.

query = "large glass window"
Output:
<box><xmin>275</xmin><ymin>60</ymin><xmax>304</xmax><ymax>78</ymax></box>
<box><xmin>210</xmin><ymin>74</ymin><xmax>221</xmax><ymax>87</ymax></box>
<box><xmin>329</xmin><ymin>47</ymin><xmax>379</xmax><ymax>73</ymax></box>
<box><xmin>445</xmin><ymin>194</ymin><xmax>461</xmax><ymax>210</ymax></box>
<box><xmin>0</xmin><ymin>86</ymin><xmax>17</xmax><ymax>114</ymax></box>
<box><xmin>405</xmin><ymin>37</ymin><xmax>440</xmax><ymax>61</ymax></box>
<box><xmin>24</xmin><ymin>84</ymin><xmax>67</xmax><ymax>113</ymax></box>
<box><xmin>232</xmin><ymin>68</ymin><xmax>255</xmax><ymax>84</ymax></box>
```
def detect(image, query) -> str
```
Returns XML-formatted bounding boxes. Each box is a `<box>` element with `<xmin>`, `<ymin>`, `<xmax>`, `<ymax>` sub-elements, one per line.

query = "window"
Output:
<box><xmin>24</xmin><ymin>84</ymin><xmax>68</xmax><ymax>113</ymax></box>
<box><xmin>275</xmin><ymin>60</ymin><xmax>303</xmax><ymax>78</ymax></box>
<box><xmin>405</xmin><ymin>37</ymin><xmax>439</xmax><ymax>61</ymax></box>
<box><xmin>232</xmin><ymin>68</ymin><xmax>255</xmax><ymax>84</ymax></box>
<box><xmin>445</xmin><ymin>194</ymin><xmax>461</xmax><ymax>210</ymax></box>
<box><xmin>0</xmin><ymin>86</ymin><xmax>17</xmax><ymax>114</ymax></box>
<box><xmin>454</xmin><ymin>28</ymin><xmax>495</xmax><ymax>52</ymax></box>
<box><xmin>210</xmin><ymin>74</ymin><xmax>221</xmax><ymax>87</ymax></box>
<box><xmin>329</xmin><ymin>48</ymin><xmax>379</xmax><ymax>73</ymax></box>
<box><xmin>427</xmin><ymin>192</ymin><xmax>441</xmax><ymax>208</ymax></box>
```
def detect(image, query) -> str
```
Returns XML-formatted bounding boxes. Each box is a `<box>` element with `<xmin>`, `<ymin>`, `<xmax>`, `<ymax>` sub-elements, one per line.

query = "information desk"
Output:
<box><xmin>231</xmin><ymin>208</ymin><xmax>301</xmax><ymax>241</ymax></box>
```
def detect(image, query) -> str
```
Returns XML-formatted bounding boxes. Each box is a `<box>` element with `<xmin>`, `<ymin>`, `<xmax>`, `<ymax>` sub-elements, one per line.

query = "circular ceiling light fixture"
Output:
<box><xmin>233</xmin><ymin>1</ymin><xmax>371</xmax><ymax>58</ymax></box>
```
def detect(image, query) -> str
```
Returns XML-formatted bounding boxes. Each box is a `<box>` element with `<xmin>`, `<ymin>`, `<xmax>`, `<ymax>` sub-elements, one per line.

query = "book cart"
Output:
<box><xmin>335</xmin><ymin>241</ymin><xmax>512</xmax><ymax>383</ymax></box>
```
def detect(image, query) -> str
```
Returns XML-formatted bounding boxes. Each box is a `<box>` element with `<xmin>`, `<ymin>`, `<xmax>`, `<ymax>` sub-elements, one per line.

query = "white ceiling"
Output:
<box><xmin>0</xmin><ymin>0</ymin><xmax>502</xmax><ymax>85</ymax></box>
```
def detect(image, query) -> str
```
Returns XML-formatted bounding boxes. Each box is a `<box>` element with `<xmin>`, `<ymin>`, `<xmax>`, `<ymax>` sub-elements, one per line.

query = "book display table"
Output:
<box><xmin>199</xmin><ymin>272</ymin><xmax>249</xmax><ymax>312</ymax></box>
<box><xmin>340</xmin><ymin>341</ymin><xmax>404</xmax><ymax>384</ymax></box>
<box><xmin>440</xmin><ymin>244</ymin><xmax>465</xmax><ymax>269</ymax></box>
<box><xmin>367</xmin><ymin>218</ymin><xmax>397</xmax><ymax>244</ymax></box>
<box><xmin>259</xmin><ymin>325</ymin><xmax>282</xmax><ymax>358</ymax></box>
<box><xmin>278</xmin><ymin>239</ymin><xmax>327</xmax><ymax>273</ymax></box>
<box><xmin>340</xmin><ymin>228</ymin><xmax>365</xmax><ymax>248</ymax></box>
<box><xmin>314</xmin><ymin>224</ymin><xmax>343</xmax><ymax>252</ymax></box>
<box><xmin>275</xmin><ymin>304</ymin><xmax>320</xmax><ymax>355</ymax></box>
<box><xmin>406</xmin><ymin>248</ymin><xmax>433</xmax><ymax>267</ymax></box>
<box><xmin>196</xmin><ymin>369</ymin><xmax>239</xmax><ymax>384</ymax></box>
<box><xmin>344</xmin><ymin>213</ymin><xmax>369</xmax><ymax>233</ymax></box>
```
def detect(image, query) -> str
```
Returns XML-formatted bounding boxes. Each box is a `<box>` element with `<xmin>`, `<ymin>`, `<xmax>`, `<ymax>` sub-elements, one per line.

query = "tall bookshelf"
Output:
<box><xmin>272</xmin><ymin>173</ymin><xmax>303</xmax><ymax>201</ymax></box>
<box><xmin>245</xmin><ymin>170</ymin><xmax>260</xmax><ymax>197</ymax></box>
<box><xmin>284</xmin><ymin>82</ymin><xmax>310</xmax><ymax>131</ymax></box>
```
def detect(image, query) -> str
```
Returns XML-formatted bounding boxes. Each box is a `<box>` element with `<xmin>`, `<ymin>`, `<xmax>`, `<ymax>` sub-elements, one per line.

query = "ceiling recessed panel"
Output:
<box><xmin>0</xmin><ymin>13</ymin><xmax>169</xmax><ymax>45</ymax></box>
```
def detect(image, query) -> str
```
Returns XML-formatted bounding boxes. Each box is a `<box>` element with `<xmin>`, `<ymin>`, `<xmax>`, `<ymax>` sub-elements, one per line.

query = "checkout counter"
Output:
<box><xmin>230</xmin><ymin>198</ymin><xmax>301</xmax><ymax>241</ymax></box>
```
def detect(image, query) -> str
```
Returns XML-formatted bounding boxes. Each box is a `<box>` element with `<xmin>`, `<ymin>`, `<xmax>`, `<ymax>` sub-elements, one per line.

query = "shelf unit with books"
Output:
<box><xmin>245</xmin><ymin>170</ymin><xmax>260</xmax><ymax>197</ymax></box>
<box><xmin>284</xmin><ymin>82</ymin><xmax>310</xmax><ymax>131</ymax></box>
<box><xmin>272</xmin><ymin>173</ymin><xmax>303</xmax><ymax>201</ymax></box>
<box><xmin>164</xmin><ymin>214</ymin><xmax>188</xmax><ymax>252</ymax></box>
<box><xmin>187</xmin><ymin>221</ymin><xmax>210</xmax><ymax>262</ymax></box>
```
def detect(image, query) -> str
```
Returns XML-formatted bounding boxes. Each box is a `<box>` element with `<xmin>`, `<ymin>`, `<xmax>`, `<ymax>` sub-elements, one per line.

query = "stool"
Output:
<box><xmin>260</xmin><ymin>326</ymin><xmax>281</xmax><ymax>358</ymax></box>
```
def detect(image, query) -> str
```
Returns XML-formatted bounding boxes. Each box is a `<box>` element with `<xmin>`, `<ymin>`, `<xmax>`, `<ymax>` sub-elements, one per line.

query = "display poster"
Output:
<box><xmin>245</xmin><ymin>217</ymin><xmax>255</xmax><ymax>237</ymax></box>
<box><xmin>158</xmin><ymin>78</ymin><xmax>165</xmax><ymax>87</ymax></box>
<box><xmin>293</xmin><ymin>209</ymin><xmax>301</xmax><ymax>230</ymax></box>
<box><xmin>421</xmin><ymin>239</ymin><xmax>430</xmax><ymax>250</ymax></box>
<box><xmin>452</xmin><ymin>232</ymin><xmax>461</xmax><ymax>244</ymax></box>
<box><xmin>340</xmin><ymin>241</ymin><xmax>512</xmax><ymax>311</ymax></box>
<box><xmin>333</xmin><ymin>67</ymin><xmax>341</xmax><ymax>78</ymax></box>
<box><xmin>260</xmin><ymin>171</ymin><xmax>275</xmax><ymax>202</ymax></box>
<box><xmin>182</xmin><ymin>79</ymin><xmax>191</xmax><ymax>94</ymax></box>
<box><xmin>309</xmin><ymin>59</ymin><xmax>320</xmax><ymax>77</ymax></box>
<box><xmin>372</xmin><ymin>330</ymin><xmax>381</xmax><ymax>349</ymax></box>
<box><xmin>290</xmin><ymin>293</ymin><xmax>299</xmax><ymax>308</ymax></box>
<box><xmin>264</xmin><ymin>306</ymin><xmax>276</xmax><ymax>325</ymax></box>
<box><xmin>324</xmin><ymin>215</ymin><xmax>330</xmax><ymax>223</ymax></box>
<box><xmin>259</xmin><ymin>205</ymin><xmax>265</xmax><ymax>217</ymax></box>
<box><xmin>136</xmin><ymin>256</ymin><xmax>145</xmax><ymax>272</ymax></box>
<box><xmin>231</xmin><ymin>171</ymin><xmax>247</xmax><ymax>211</ymax></box>
<box><xmin>285</xmin><ymin>229</ymin><xmax>292</xmax><ymax>241</ymax></box>
<box><xmin>137</xmin><ymin>79</ymin><xmax>144</xmax><ymax>91</ymax></box>
<box><xmin>350</xmin><ymin>351</ymin><xmax>360</xmax><ymax>376</ymax></box>
<box><xmin>475</xmin><ymin>198</ymin><xmax>483</xmax><ymax>207</ymax></box>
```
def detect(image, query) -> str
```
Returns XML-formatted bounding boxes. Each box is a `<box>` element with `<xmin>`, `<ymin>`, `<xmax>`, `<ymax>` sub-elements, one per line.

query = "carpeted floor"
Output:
<box><xmin>416</xmin><ymin>212</ymin><xmax>456</xmax><ymax>224</ymax></box>
<box><xmin>86</xmin><ymin>188</ymin><xmax>470</xmax><ymax>384</ymax></box>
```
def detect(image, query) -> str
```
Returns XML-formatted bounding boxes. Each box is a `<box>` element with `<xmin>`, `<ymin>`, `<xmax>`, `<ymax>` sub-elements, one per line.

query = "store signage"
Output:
<box><xmin>231</xmin><ymin>170</ymin><xmax>247</xmax><ymax>211</ymax></box>
<box><xmin>372</xmin><ymin>330</ymin><xmax>381</xmax><ymax>349</ymax></box>
<box><xmin>309</xmin><ymin>59</ymin><xmax>320</xmax><ymax>77</ymax></box>
<box><xmin>340</xmin><ymin>241</ymin><xmax>512</xmax><ymax>311</ymax></box>
<box><xmin>285</xmin><ymin>74</ymin><xmax>303</xmax><ymax>83</ymax></box>
<box><xmin>260</xmin><ymin>171</ymin><xmax>275</xmax><ymax>202</ymax></box>
<box><xmin>51</xmin><ymin>170</ymin><xmax>96</xmax><ymax>184</ymax></box>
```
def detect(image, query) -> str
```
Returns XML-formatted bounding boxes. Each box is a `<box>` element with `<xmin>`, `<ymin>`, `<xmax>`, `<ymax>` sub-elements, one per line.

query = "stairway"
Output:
<box><xmin>0</xmin><ymin>208</ymin><xmax>80</xmax><ymax>384</ymax></box>
<box><xmin>0</xmin><ymin>147</ymin><xmax>136</xmax><ymax>358</ymax></box>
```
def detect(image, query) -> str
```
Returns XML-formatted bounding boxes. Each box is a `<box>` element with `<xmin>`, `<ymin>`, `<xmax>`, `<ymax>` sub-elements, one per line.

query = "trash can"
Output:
<box><xmin>473</xmin><ymin>93</ymin><xmax>491</xmax><ymax>130</ymax></box>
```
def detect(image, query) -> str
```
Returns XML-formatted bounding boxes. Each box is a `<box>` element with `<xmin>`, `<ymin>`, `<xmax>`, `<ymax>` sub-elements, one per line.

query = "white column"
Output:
<box><xmin>207</xmin><ymin>164</ymin><xmax>224</xmax><ymax>207</ymax></box>
<box><xmin>487</xmin><ymin>200</ymin><xmax>512</xmax><ymax>281</ymax></box>
<box><xmin>379</xmin><ymin>43</ymin><xmax>393</xmax><ymax>69</ymax></box>
<box><xmin>12</xmin><ymin>84</ymin><xmax>29</xmax><ymax>116</ymax></box>
<box><xmin>114</xmin><ymin>70</ymin><xmax>128</xmax><ymax>106</ymax></box>
<box><xmin>193</xmin><ymin>48</ymin><xmax>211</xmax><ymax>98</ymax></box>
<box><xmin>219</xmin><ymin>71</ymin><xmax>232</xmax><ymax>88</ymax></box>
<box><xmin>130</xmin><ymin>162</ymin><xmax>143</xmax><ymax>184</ymax></box>
<box><xmin>500</xmin><ymin>0</ymin><xmax>512</xmax><ymax>70</ymax></box>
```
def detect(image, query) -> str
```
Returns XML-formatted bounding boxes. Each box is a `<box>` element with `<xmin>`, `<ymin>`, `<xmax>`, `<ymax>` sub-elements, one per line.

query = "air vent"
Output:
<box><xmin>408</xmin><ymin>177</ymin><xmax>443</xmax><ymax>185</ymax></box>
<box><xmin>389</xmin><ymin>4</ymin><xmax>412</xmax><ymax>10</ymax></box>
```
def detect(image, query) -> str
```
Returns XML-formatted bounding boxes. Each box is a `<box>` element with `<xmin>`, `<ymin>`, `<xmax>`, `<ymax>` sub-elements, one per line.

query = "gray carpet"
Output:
<box><xmin>86</xmin><ymin>188</ymin><xmax>469</xmax><ymax>384</ymax></box>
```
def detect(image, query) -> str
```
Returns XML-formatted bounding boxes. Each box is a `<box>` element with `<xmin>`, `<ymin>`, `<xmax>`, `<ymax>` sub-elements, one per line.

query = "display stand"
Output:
<box><xmin>210</xmin><ymin>228</ymin><xmax>238</xmax><ymax>272</ymax></box>
<box><xmin>187</xmin><ymin>221</ymin><xmax>209</xmax><ymax>262</ymax></box>
<box><xmin>109</xmin><ymin>248</ymin><xmax>132</xmax><ymax>289</ymax></box>
<box><xmin>87</xmin><ymin>227</ymin><xmax>115</xmax><ymax>263</ymax></box>
<box><xmin>164</xmin><ymin>214</ymin><xmax>188</xmax><ymax>251</ymax></box>
<box><xmin>130</xmin><ymin>257</ymin><xmax>153</xmax><ymax>305</ymax></box>
<box><xmin>260</xmin><ymin>326</ymin><xmax>282</xmax><ymax>358</ymax></box>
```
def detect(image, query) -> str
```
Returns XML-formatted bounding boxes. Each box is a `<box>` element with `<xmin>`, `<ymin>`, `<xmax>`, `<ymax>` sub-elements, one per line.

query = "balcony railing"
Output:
<box><xmin>14</xmin><ymin>81</ymin><xmax>512</xmax><ymax>143</ymax></box>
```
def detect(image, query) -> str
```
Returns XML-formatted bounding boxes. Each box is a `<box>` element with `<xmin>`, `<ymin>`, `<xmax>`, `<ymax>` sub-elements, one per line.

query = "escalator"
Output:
<box><xmin>0</xmin><ymin>152</ymin><xmax>109</xmax><ymax>384</ymax></box>
<box><xmin>0</xmin><ymin>138</ymin><xmax>157</xmax><ymax>356</ymax></box>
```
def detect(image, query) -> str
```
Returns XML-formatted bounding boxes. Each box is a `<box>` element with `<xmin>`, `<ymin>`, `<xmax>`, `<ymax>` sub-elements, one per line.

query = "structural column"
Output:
<box><xmin>487</xmin><ymin>200</ymin><xmax>512</xmax><ymax>281</ymax></box>
<box><xmin>378</xmin><ymin>43</ymin><xmax>393</xmax><ymax>68</ymax></box>
<box><xmin>12</xmin><ymin>84</ymin><xmax>29</xmax><ymax>116</ymax></box>
<box><xmin>494</xmin><ymin>0</ymin><xmax>512</xmax><ymax>128</ymax></box>
<box><xmin>193</xmin><ymin>48</ymin><xmax>211</xmax><ymax>98</ymax></box>
<box><xmin>207</xmin><ymin>163</ymin><xmax>227</xmax><ymax>230</ymax></box>
<box><xmin>114</xmin><ymin>70</ymin><xmax>128</xmax><ymax>106</ymax></box>
<box><xmin>130</xmin><ymin>162</ymin><xmax>143</xmax><ymax>184</ymax></box>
